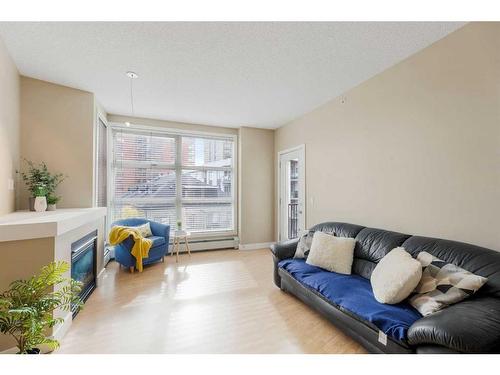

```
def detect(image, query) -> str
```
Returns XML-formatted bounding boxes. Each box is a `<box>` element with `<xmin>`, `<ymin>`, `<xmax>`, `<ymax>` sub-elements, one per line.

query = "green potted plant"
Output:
<box><xmin>17</xmin><ymin>159</ymin><xmax>66</xmax><ymax>211</ymax></box>
<box><xmin>46</xmin><ymin>195</ymin><xmax>61</xmax><ymax>211</ymax></box>
<box><xmin>0</xmin><ymin>261</ymin><xmax>82</xmax><ymax>354</ymax></box>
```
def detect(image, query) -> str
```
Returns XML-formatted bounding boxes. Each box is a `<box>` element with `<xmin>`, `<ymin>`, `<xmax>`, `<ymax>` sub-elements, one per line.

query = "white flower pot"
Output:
<box><xmin>34</xmin><ymin>196</ymin><xmax>47</xmax><ymax>212</ymax></box>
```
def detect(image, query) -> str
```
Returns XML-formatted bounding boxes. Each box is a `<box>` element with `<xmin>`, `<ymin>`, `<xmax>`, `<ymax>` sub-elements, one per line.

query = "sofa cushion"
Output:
<box><xmin>148</xmin><ymin>235</ymin><xmax>166</xmax><ymax>247</ymax></box>
<box><xmin>354</xmin><ymin>227</ymin><xmax>411</xmax><ymax>263</ymax></box>
<box><xmin>279</xmin><ymin>258</ymin><xmax>422</xmax><ymax>342</ymax></box>
<box><xmin>407</xmin><ymin>295</ymin><xmax>500</xmax><ymax>353</ymax></box>
<box><xmin>402</xmin><ymin>236</ymin><xmax>500</xmax><ymax>298</ymax></box>
<box><xmin>352</xmin><ymin>258</ymin><xmax>377</xmax><ymax>280</ymax></box>
<box><xmin>310</xmin><ymin>222</ymin><xmax>365</xmax><ymax>238</ymax></box>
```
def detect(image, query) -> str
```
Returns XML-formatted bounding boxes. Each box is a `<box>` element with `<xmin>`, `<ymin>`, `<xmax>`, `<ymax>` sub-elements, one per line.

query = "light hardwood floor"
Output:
<box><xmin>57</xmin><ymin>249</ymin><xmax>365</xmax><ymax>354</ymax></box>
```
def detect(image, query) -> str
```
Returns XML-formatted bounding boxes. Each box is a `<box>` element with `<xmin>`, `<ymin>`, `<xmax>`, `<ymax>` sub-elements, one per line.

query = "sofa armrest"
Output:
<box><xmin>270</xmin><ymin>238</ymin><xmax>299</xmax><ymax>261</ymax></box>
<box><xmin>408</xmin><ymin>295</ymin><xmax>500</xmax><ymax>353</ymax></box>
<box><xmin>149</xmin><ymin>221</ymin><xmax>170</xmax><ymax>240</ymax></box>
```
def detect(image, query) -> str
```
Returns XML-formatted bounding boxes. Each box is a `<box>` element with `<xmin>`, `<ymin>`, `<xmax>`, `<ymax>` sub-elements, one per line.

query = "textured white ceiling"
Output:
<box><xmin>0</xmin><ymin>22</ymin><xmax>465</xmax><ymax>128</ymax></box>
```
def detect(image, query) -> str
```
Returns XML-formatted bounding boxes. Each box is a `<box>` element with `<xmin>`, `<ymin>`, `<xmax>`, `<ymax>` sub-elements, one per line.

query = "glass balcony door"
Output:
<box><xmin>279</xmin><ymin>145</ymin><xmax>305</xmax><ymax>241</ymax></box>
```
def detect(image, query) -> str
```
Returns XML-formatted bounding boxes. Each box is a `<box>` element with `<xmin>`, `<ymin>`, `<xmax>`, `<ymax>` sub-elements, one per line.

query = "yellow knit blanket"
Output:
<box><xmin>109</xmin><ymin>226</ymin><xmax>153</xmax><ymax>272</ymax></box>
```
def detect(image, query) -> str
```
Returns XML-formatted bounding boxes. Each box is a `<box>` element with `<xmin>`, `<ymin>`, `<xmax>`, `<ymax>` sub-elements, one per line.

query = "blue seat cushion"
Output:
<box><xmin>278</xmin><ymin>259</ymin><xmax>422</xmax><ymax>342</ymax></box>
<box><xmin>141</xmin><ymin>245</ymin><xmax>165</xmax><ymax>265</ymax></box>
<box><xmin>148</xmin><ymin>236</ymin><xmax>166</xmax><ymax>247</ymax></box>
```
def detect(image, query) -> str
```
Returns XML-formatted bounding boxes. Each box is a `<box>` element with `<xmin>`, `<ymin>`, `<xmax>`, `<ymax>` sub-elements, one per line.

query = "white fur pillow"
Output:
<box><xmin>130</xmin><ymin>223</ymin><xmax>153</xmax><ymax>238</ymax></box>
<box><xmin>306</xmin><ymin>231</ymin><xmax>356</xmax><ymax>274</ymax></box>
<box><xmin>371</xmin><ymin>247</ymin><xmax>422</xmax><ymax>304</ymax></box>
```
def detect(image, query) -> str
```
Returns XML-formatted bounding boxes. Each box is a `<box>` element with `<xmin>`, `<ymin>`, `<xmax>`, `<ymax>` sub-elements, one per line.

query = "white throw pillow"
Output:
<box><xmin>130</xmin><ymin>223</ymin><xmax>153</xmax><ymax>238</ymax></box>
<box><xmin>306</xmin><ymin>231</ymin><xmax>356</xmax><ymax>274</ymax></box>
<box><xmin>370</xmin><ymin>247</ymin><xmax>422</xmax><ymax>304</ymax></box>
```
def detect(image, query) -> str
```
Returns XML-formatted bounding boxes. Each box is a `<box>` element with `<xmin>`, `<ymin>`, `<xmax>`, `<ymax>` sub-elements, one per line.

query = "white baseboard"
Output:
<box><xmin>97</xmin><ymin>267</ymin><xmax>106</xmax><ymax>286</ymax></box>
<box><xmin>52</xmin><ymin>311</ymin><xmax>72</xmax><ymax>342</ymax></box>
<box><xmin>238</xmin><ymin>242</ymin><xmax>275</xmax><ymax>250</ymax></box>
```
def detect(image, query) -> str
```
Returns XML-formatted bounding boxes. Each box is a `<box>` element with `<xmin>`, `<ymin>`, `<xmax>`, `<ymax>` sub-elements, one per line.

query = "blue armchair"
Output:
<box><xmin>111</xmin><ymin>218</ymin><xmax>170</xmax><ymax>271</ymax></box>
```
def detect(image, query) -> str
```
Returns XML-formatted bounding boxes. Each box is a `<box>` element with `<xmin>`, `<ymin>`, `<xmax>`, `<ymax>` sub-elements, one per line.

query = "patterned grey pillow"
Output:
<box><xmin>409</xmin><ymin>251</ymin><xmax>488</xmax><ymax>316</ymax></box>
<box><xmin>294</xmin><ymin>230</ymin><xmax>315</xmax><ymax>259</ymax></box>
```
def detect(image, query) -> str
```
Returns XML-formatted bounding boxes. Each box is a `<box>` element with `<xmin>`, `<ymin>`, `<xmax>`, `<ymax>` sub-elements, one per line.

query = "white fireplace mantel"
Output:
<box><xmin>0</xmin><ymin>208</ymin><xmax>106</xmax><ymax>242</ymax></box>
<box><xmin>0</xmin><ymin>207</ymin><xmax>107</xmax><ymax>353</ymax></box>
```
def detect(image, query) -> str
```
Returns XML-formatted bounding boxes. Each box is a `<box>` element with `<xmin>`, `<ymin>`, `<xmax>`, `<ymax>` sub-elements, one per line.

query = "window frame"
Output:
<box><xmin>93</xmin><ymin>111</ymin><xmax>109</xmax><ymax>208</ymax></box>
<box><xmin>109</xmin><ymin>122</ymin><xmax>238</xmax><ymax>239</ymax></box>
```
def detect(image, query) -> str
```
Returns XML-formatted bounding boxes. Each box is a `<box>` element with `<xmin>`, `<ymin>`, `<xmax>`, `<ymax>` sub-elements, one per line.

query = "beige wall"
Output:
<box><xmin>275</xmin><ymin>22</ymin><xmax>500</xmax><ymax>251</ymax></box>
<box><xmin>0</xmin><ymin>37</ymin><xmax>19</xmax><ymax>215</ymax></box>
<box><xmin>0</xmin><ymin>237</ymin><xmax>54</xmax><ymax>350</ymax></box>
<box><xmin>239</xmin><ymin>127</ymin><xmax>275</xmax><ymax>245</ymax></box>
<box><xmin>19</xmin><ymin>77</ymin><xmax>95</xmax><ymax>209</ymax></box>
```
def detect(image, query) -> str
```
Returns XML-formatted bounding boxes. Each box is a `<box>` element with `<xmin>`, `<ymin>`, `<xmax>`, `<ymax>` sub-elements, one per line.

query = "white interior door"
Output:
<box><xmin>279</xmin><ymin>145</ymin><xmax>305</xmax><ymax>241</ymax></box>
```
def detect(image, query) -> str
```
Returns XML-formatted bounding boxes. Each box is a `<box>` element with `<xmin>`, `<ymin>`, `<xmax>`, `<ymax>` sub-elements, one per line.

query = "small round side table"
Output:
<box><xmin>170</xmin><ymin>230</ymin><xmax>191</xmax><ymax>262</ymax></box>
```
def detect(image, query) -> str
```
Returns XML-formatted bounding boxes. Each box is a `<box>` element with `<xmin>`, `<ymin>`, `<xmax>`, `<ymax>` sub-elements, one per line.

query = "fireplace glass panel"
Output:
<box><xmin>71</xmin><ymin>231</ymin><xmax>97</xmax><ymax>316</ymax></box>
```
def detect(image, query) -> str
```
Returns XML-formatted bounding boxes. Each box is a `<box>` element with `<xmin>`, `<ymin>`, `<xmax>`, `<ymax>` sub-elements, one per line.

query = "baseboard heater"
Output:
<box><xmin>171</xmin><ymin>236</ymin><xmax>239</xmax><ymax>252</ymax></box>
<box><xmin>107</xmin><ymin>236</ymin><xmax>239</xmax><ymax>262</ymax></box>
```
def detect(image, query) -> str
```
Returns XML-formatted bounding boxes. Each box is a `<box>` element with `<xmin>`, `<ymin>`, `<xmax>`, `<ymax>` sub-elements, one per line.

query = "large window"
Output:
<box><xmin>110</xmin><ymin>127</ymin><xmax>236</xmax><ymax>235</ymax></box>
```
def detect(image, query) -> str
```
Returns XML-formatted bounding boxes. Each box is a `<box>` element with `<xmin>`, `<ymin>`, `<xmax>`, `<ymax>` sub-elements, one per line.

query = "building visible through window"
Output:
<box><xmin>111</xmin><ymin>128</ymin><xmax>235</xmax><ymax>235</ymax></box>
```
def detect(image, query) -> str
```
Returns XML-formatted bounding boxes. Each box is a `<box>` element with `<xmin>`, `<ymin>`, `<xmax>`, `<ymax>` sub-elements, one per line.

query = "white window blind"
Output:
<box><xmin>111</xmin><ymin>127</ymin><xmax>235</xmax><ymax>235</ymax></box>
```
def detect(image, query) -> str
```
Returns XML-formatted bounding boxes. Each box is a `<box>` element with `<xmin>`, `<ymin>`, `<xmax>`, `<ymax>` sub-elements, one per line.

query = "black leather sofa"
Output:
<box><xmin>270</xmin><ymin>222</ymin><xmax>500</xmax><ymax>353</ymax></box>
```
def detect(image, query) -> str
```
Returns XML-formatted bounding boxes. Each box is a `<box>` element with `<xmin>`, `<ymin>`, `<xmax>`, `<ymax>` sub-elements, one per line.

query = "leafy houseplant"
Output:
<box><xmin>17</xmin><ymin>159</ymin><xmax>66</xmax><ymax>210</ymax></box>
<box><xmin>46</xmin><ymin>195</ymin><xmax>60</xmax><ymax>205</ymax></box>
<box><xmin>46</xmin><ymin>195</ymin><xmax>60</xmax><ymax>211</ymax></box>
<box><xmin>34</xmin><ymin>184</ymin><xmax>47</xmax><ymax>197</ymax></box>
<box><xmin>0</xmin><ymin>262</ymin><xmax>82</xmax><ymax>354</ymax></box>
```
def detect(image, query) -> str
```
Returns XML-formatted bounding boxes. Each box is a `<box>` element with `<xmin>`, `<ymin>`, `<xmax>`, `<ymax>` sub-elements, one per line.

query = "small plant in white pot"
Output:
<box><xmin>46</xmin><ymin>195</ymin><xmax>60</xmax><ymax>211</ymax></box>
<box><xmin>33</xmin><ymin>184</ymin><xmax>48</xmax><ymax>212</ymax></box>
<box><xmin>17</xmin><ymin>159</ymin><xmax>66</xmax><ymax>211</ymax></box>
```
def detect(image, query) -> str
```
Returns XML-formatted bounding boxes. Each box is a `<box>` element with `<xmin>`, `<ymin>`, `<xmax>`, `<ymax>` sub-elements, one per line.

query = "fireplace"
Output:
<box><xmin>71</xmin><ymin>230</ymin><xmax>97</xmax><ymax>317</ymax></box>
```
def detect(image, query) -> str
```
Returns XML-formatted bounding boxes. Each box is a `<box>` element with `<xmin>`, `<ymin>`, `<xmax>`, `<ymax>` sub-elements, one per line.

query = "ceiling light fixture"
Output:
<box><xmin>125</xmin><ymin>71</ymin><xmax>139</xmax><ymax>127</ymax></box>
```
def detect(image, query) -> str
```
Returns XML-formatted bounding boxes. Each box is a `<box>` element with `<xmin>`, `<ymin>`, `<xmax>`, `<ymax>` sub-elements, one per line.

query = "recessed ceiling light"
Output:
<box><xmin>126</xmin><ymin>71</ymin><xmax>138</xmax><ymax>79</ymax></box>
<box><xmin>125</xmin><ymin>122</ymin><xmax>131</xmax><ymax>127</ymax></box>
